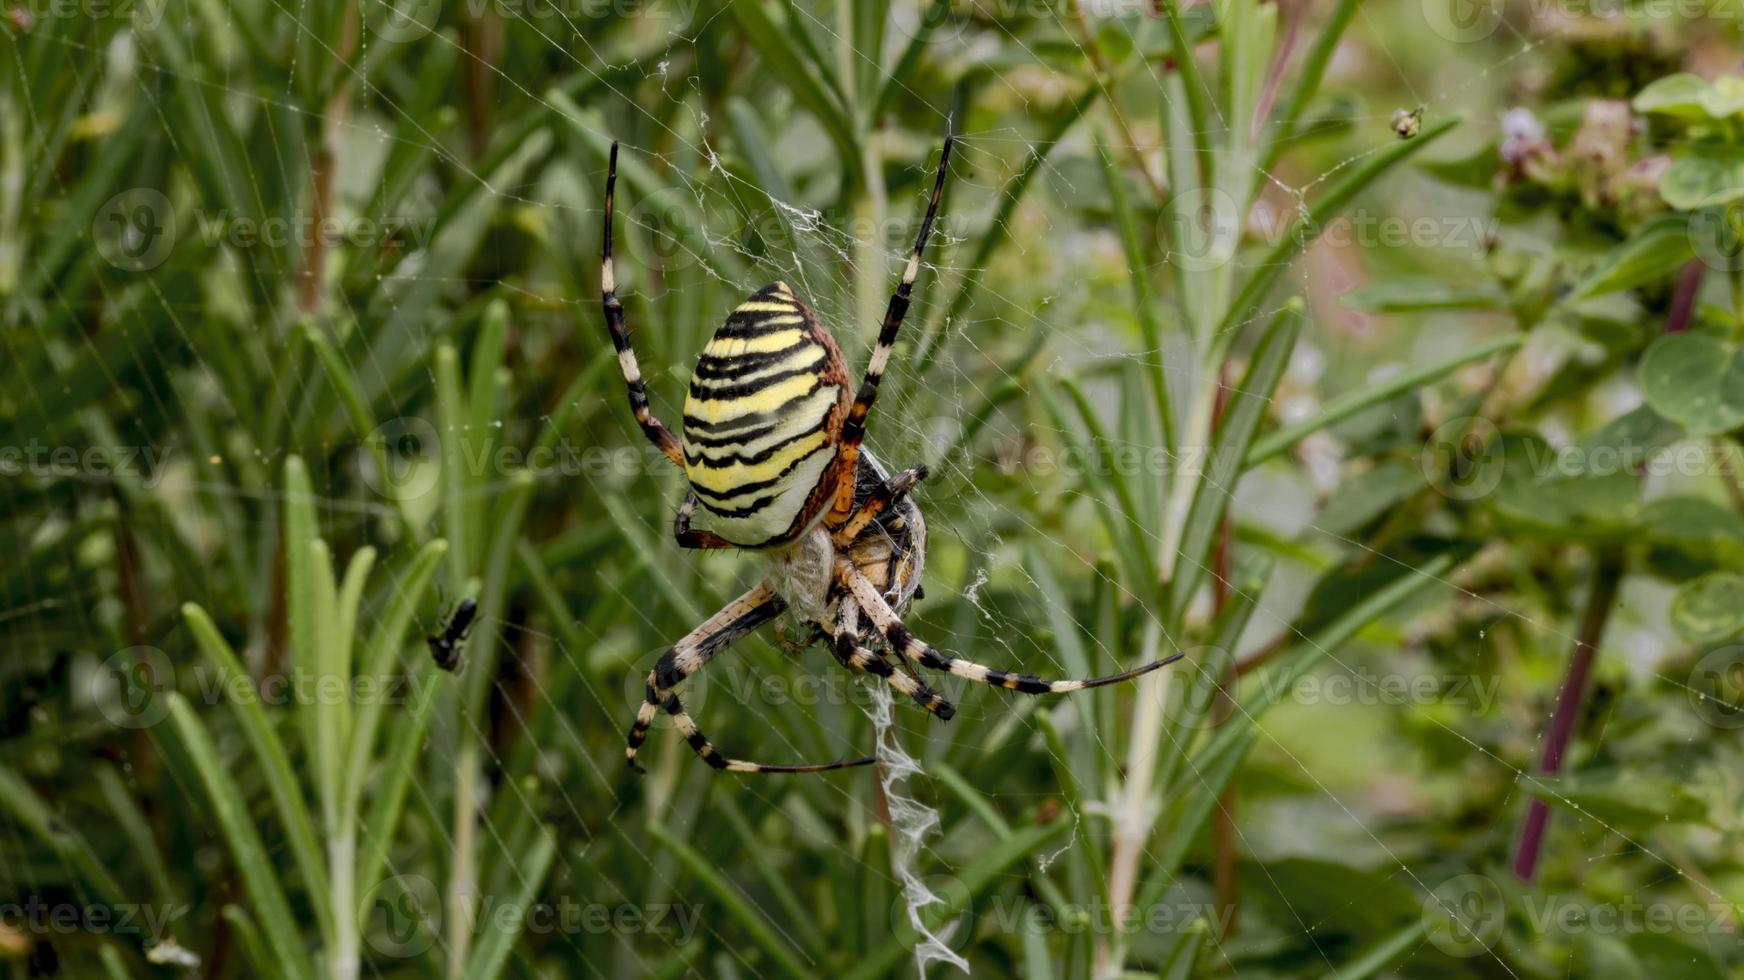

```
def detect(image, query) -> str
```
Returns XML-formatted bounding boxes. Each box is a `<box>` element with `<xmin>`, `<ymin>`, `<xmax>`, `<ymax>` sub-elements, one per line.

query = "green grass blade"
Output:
<box><xmin>356</xmin><ymin>663</ymin><xmax>443</xmax><ymax>898</ymax></box>
<box><xmin>648</xmin><ymin>822</ymin><xmax>814</xmax><ymax>980</ymax></box>
<box><xmin>162</xmin><ymin>693</ymin><xmax>316</xmax><ymax>980</ymax></box>
<box><xmin>463</xmin><ymin>830</ymin><xmax>556</xmax><ymax>980</ymax></box>
<box><xmin>1094</xmin><ymin>137</ymin><xmax>1175</xmax><ymax>448</ymax></box>
<box><xmin>1270</xmin><ymin>0</ymin><xmax>1361</xmax><ymax>158</ymax></box>
<box><xmin>1217</xmin><ymin>119</ymin><xmax>1458</xmax><ymax>345</ymax></box>
<box><xmin>347</xmin><ymin>538</ymin><xmax>448</xmax><ymax>819</ymax></box>
<box><xmin>0</xmin><ymin>763</ymin><xmax>127</xmax><ymax>903</ymax></box>
<box><xmin>1245</xmin><ymin>332</ymin><xmax>1523</xmax><ymax>465</ymax></box>
<box><xmin>1169</xmin><ymin>302</ymin><xmax>1302</xmax><ymax>620</ymax></box>
<box><xmin>222</xmin><ymin>905</ymin><xmax>283</xmax><ymax>980</ymax></box>
<box><xmin>842</xmin><ymin>819</ymin><xmax>1071</xmax><ymax>980</ymax></box>
<box><xmin>181</xmin><ymin>602</ymin><xmax>335</xmax><ymax>944</ymax></box>
<box><xmin>1319</xmin><ymin>921</ymin><xmax>1428</xmax><ymax>979</ymax></box>
<box><xmin>719</xmin><ymin>0</ymin><xmax>860</xmax><ymax>188</ymax></box>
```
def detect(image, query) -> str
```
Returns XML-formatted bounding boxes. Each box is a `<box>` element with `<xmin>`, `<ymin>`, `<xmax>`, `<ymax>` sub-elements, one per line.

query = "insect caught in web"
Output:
<box><xmin>427</xmin><ymin>597</ymin><xmax>477</xmax><ymax>673</ymax></box>
<box><xmin>600</xmin><ymin>137</ymin><xmax>1184</xmax><ymax>774</ymax></box>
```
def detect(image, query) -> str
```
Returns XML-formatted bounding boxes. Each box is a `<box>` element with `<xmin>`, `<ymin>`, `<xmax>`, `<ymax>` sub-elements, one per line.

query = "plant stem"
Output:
<box><xmin>1666</xmin><ymin>260</ymin><xmax>1703</xmax><ymax>334</ymax></box>
<box><xmin>330</xmin><ymin>830</ymin><xmax>358</xmax><ymax>980</ymax></box>
<box><xmin>1158</xmin><ymin>369</ymin><xmax>1219</xmax><ymax>584</ymax></box>
<box><xmin>448</xmin><ymin>745</ymin><xmax>480</xmax><ymax>979</ymax></box>
<box><xmin>1512</xmin><ymin>548</ymin><xmax>1624</xmax><ymax>882</ymax></box>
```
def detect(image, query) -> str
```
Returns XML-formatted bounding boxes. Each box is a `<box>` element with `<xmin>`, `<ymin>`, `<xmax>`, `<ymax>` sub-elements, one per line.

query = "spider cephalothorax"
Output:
<box><xmin>600</xmin><ymin>137</ymin><xmax>1182</xmax><ymax>774</ymax></box>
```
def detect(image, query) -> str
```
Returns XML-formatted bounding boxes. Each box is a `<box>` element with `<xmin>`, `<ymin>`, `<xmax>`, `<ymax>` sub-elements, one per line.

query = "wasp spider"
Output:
<box><xmin>601</xmin><ymin>138</ymin><xmax>1183</xmax><ymax>774</ymax></box>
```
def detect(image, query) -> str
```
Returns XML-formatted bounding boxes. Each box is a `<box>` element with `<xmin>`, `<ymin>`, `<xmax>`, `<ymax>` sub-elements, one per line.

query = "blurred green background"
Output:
<box><xmin>3</xmin><ymin>0</ymin><xmax>1744</xmax><ymax>976</ymax></box>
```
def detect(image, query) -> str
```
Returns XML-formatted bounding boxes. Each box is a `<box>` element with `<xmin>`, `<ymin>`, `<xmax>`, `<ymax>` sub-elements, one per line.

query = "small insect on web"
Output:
<box><xmin>599</xmin><ymin>135</ymin><xmax>1185</xmax><ymax>775</ymax></box>
<box><xmin>428</xmin><ymin>598</ymin><xmax>477</xmax><ymax>673</ymax></box>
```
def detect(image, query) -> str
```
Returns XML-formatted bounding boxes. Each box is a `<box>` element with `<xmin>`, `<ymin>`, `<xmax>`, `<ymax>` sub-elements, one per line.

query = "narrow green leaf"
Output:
<box><xmin>648</xmin><ymin>822</ymin><xmax>814</xmax><ymax>980</ymax></box>
<box><xmin>348</xmin><ymin>538</ymin><xmax>449</xmax><ymax>822</ymax></box>
<box><xmin>1246</xmin><ymin>333</ymin><xmax>1523</xmax><ymax>464</ymax></box>
<box><xmin>221</xmin><ymin>905</ymin><xmax>282</xmax><ymax>980</ymax></box>
<box><xmin>283</xmin><ymin>456</ymin><xmax>322</xmax><ymax>770</ymax></box>
<box><xmin>842</xmin><ymin>819</ymin><xmax>1071</xmax><ymax>980</ymax></box>
<box><xmin>1218</xmin><ymin>119</ymin><xmax>1458</xmax><ymax>346</ymax></box>
<box><xmin>1170</xmin><ymin>302</ymin><xmax>1302</xmax><ymax>620</ymax></box>
<box><xmin>0</xmin><ymin>763</ymin><xmax>127</xmax><ymax>904</ymax></box>
<box><xmin>181</xmin><ymin>602</ymin><xmax>334</xmax><ymax>944</ymax></box>
<box><xmin>163</xmin><ymin>694</ymin><xmax>316</xmax><ymax>980</ymax></box>
<box><xmin>1319</xmin><ymin>921</ymin><xmax>1428</xmax><ymax>979</ymax></box>
<box><xmin>718</xmin><ymin>0</ymin><xmax>861</xmax><ymax>188</ymax></box>
<box><xmin>463</xmin><ymin>831</ymin><xmax>556</xmax><ymax>980</ymax></box>
<box><xmin>1094</xmin><ymin>137</ymin><xmax>1175</xmax><ymax>448</ymax></box>
<box><xmin>356</xmin><ymin>662</ymin><xmax>443</xmax><ymax>899</ymax></box>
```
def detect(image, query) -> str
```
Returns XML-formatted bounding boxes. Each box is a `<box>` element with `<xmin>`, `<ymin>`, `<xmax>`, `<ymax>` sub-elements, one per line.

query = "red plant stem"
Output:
<box><xmin>1512</xmin><ymin>550</ymin><xmax>1623</xmax><ymax>882</ymax></box>
<box><xmin>1665</xmin><ymin>261</ymin><xmax>1704</xmax><ymax>335</ymax></box>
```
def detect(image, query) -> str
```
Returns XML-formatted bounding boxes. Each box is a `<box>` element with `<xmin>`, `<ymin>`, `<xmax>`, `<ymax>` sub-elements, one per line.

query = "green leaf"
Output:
<box><xmin>182</xmin><ymin>602</ymin><xmax>334</xmax><ymax>945</ymax></box>
<box><xmin>0</xmin><ymin>764</ymin><xmax>128</xmax><ymax>906</ymax></box>
<box><xmin>1480</xmin><ymin>434</ymin><xmax>1644</xmax><ymax>540</ymax></box>
<box><xmin>1340</xmin><ymin>278</ymin><xmax>1506</xmax><ymax>312</ymax></box>
<box><xmin>1641</xmin><ymin>333</ymin><xmax>1744</xmax><ymax>435</ymax></box>
<box><xmin>1643</xmin><ymin>496</ymin><xmax>1744</xmax><ymax>569</ymax></box>
<box><xmin>1632</xmin><ymin>73</ymin><xmax>1712</xmax><ymax>120</ymax></box>
<box><xmin>1218</xmin><ymin>118</ymin><xmax>1459</xmax><ymax>345</ymax></box>
<box><xmin>1170</xmin><ymin>302</ymin><xmax>1301</xmax><ymax>620</ymax></box>
<box><xmin>1701</xmin><ymin>75</ymin><xmax>1744</xmax><ymax>118</ymax></box>
<box><xmin>1157</xmin><ymin>916</ymin><xmax>1211</xmax><ymax>980</ymax></box>
<box><xmin>1661</xmin><ymin>146</ymin><xmax>1744</xmax><ymax>210</ymax></box>
<box><xmin>163</xmin><ymin>694</ymin><xmax>316</xmax><ymax>980</ymax></box>
<box><xmin>718</xmin><ymin>0</ymin><xmax>861</xmax><ymax>189</ymax></box>
<box><xmin>1527</xmin><ymin>770</ymin><xmax>1708</xmax><ymax>827</ymax></box>
<box><xmin>648</xmin><ymin>823</ymin><xmax>813</xmax><ymax>980</ymax></box>
<box><xmin>1566</xmin><ymin>213</ymin><xmax>1696</xmax><ymax>300</ymax></box>
<box><xmin>1671</xmin><ymin>573</ymin><xmax>1744</xmax><ymax>645</ymax></box>
<box><xmin>463</xmin><ymin>831</ymin><xmax>556</xmax><ymax>980</ymax></box>
<box><xmin>841</xmin><ymin>819</ymin><xmax>1071</xmax><ymax>980</ymax></box>
<box><xmin>1248</xmin><ymin>333</ymin><xmax>1522</xmax><ymax>465</ymax></box>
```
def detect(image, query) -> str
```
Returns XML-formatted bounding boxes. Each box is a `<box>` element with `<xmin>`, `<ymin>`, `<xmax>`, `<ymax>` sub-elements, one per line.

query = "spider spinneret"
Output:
<box><xmin>599</xmin><ymin>136</ymin><xmax>1183</xmax><ymax>775</ymax></box>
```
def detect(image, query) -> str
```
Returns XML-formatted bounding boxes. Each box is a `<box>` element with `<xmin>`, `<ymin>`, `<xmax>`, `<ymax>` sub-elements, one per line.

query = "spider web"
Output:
<box><xmin>3</xmin><ymin>0</ymin><xmax>1739</xmax><ymax>978</ymax></box>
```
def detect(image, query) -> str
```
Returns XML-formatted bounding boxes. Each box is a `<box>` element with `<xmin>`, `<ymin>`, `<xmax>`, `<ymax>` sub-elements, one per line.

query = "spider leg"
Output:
<box><xmin>841</xmin><ymin>564</ymin><xmax>1184</xmax><ymax>694</ymax></box>
<box><xmin>602</xmin><ymin>142</ymin><xmax>685</xmax><ymax>470</ymax></box>
<box><xmin>827</xmin><ymin>589</ymin><xmax>955</xmax><ymax>720</ymax></box>
<box><xmin>830</xmin><ymin>138</ymin><xmax>953</xmax><ymax>521</ymax></box>
<box><xmin>624</xmin><ymin>583</ymin><xmax>874</xmax><ymax>774</ymax></box>
<box><xmin>672</xmin><ymin>490</ymin><xmax>737</xmax><ymax>550</ymax></box>
<box><xmin>832</xmin><ymin>464</ymin><xmax>928</xmax><ymax>545</ymax></box>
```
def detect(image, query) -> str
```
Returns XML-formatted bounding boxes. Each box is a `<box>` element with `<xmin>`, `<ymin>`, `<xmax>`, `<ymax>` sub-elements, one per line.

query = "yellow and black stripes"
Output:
<box><xmin>601</xmin><ymin>142</ymin><xmax>685</xmax><ymax>469</ymax></box>
<box><xmin>828</xmin><ymin>590</ymin><xmax>955</xmax><ymax>719</ymax></box>
<box><xmin>842</xmin><ymin>565</ymin><xmax>1184</xmax><ymax>695</ymax></box>
<box><xmin>831</xmin><ymin>137</ymin><xmax>953</xmax><ymax>520</ymax></box>
<box><xmin>679</xmin><ymin>282</ymin><xmax>850</xmax><ymax>547</ymax></box>
<box><xmin>624</xmin><ymin>584</ymin><xmax>873</xmax><ymax>774</ymax></box>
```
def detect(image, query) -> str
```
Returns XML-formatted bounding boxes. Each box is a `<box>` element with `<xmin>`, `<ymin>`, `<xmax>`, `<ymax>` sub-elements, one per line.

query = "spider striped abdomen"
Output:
<box><xmin>680</xmin><ymin>282</ymin><xmax>851</xmax><ymax>548</ymax></box>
